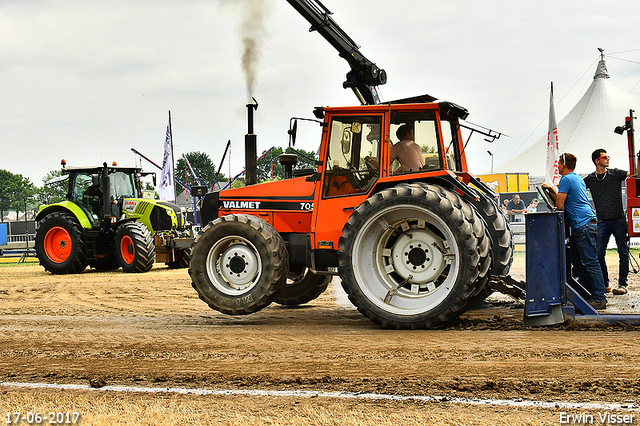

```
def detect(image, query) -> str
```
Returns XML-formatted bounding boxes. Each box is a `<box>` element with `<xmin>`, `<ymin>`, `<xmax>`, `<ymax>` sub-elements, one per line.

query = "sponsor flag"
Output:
<box><xmin>545</xmin><ymin>82</ymin><xmax>560</xmax><ymax>187</ymax></box>
<box><xmin>159</xmin><ymin>119</ymin><xmax>175</xmax><ymax>201</ymax></box>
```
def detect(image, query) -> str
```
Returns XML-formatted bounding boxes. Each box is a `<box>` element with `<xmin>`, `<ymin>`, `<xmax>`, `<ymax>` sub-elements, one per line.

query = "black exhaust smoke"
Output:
<box><xmin>245</xmin><ymin>99</ymin><xmax>258</xmax><ymax>186</ymax></box>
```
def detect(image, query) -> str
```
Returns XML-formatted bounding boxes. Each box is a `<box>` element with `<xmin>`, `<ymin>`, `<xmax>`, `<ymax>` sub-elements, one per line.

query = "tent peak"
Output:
<box><xmin>594</xmin><ymin>48</ymin><xmax>610</xmax><ymax>80</ymax></box>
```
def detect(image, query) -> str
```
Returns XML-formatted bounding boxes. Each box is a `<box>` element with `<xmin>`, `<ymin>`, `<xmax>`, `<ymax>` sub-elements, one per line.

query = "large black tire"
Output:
<box><xmin>338</xmin><ymin>183</ymin><xmax>486</xmax><ymax>329</ymax></box>
<box><xmin>427</xmin><ymin>184</ymin><xmax>491</xmax><ymax>299</ymax></box>
<box><xmin>467</xmin><ymin>188</ymin><xmax>514</xmax><ymax>276</ymax></box>
<box><xmin>115</xmin><ymin>221</ymin><xmax>155</xmax><ymax>273</ymax></box>
<box><xmin>189</xmin><ymin>214</ymin><xmax>288</xmax><ymax>315</ymax></box>
<box><xmin>275</xmin><ymin>268</ymin><xmax>332</xmax><ymax>306</ymax></box>
<box><xmin>35</xmin><ymin>211</ymin><xmax>87</xmax><ymax>274</ymax></box>
<box><xmin>167</xmin><ymin>248</ymin><xmax>191</xmax><ymax>269</ymax></box>
<box><xmin>465</xmin><ymin>188</ymin><xmax>514</xmax><ymax>302</ymax></box>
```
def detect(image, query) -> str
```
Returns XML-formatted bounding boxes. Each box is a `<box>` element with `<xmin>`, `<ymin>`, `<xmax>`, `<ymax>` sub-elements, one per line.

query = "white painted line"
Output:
<box><xmin>2</xmin><ymin>381</ymin><xmax>639</xmax><ymax>412</ymax></box>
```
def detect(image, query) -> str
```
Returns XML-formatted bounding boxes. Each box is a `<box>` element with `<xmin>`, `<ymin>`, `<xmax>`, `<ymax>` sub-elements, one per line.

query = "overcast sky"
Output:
<box><xmin>2</xmin><ymin>0</ymin><xmax>640</xmax><ymax>188</ymax></box>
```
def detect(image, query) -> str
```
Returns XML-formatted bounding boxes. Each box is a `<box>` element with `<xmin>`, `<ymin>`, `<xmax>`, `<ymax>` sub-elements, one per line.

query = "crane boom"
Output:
<box><xmin>286</xmin><ymin>0</ymin><xmax>387</xmax><ymax>105</ymax></box>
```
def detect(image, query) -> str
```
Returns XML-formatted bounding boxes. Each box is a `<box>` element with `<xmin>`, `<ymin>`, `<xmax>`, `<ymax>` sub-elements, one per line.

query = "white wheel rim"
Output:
<box><xmin>351</xmin><ymin>204</ymin><xmax>460</xmax><ymax>316</ymax></box>
<box><xmin>205</xmin><ymin>236</ymin><xmax>262</xmax><ymax>295</ymax></box>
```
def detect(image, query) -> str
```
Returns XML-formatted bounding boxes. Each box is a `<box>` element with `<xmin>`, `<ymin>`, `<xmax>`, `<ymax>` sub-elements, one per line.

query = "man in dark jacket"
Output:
<box><xmin>543</xmin><ymin>153</ymin><xmax>607</xmax><ymax>309</ymax></box>
<box><xmin>584</xmin><ymin>149</ymin><xmax>630</xmax><ymax>295</ymax></box>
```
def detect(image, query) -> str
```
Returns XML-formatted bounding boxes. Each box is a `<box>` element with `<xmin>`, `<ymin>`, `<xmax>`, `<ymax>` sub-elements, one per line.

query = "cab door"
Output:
<box><xmin>311</xmin><ymin>114</ymin><xmax>383</xmax><ymax>250</ymax></box>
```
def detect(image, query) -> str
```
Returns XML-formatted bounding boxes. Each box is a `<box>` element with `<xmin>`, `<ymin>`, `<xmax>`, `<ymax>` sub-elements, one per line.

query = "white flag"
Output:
<box><xmin>159</xmin><ymin>120</ymin><xmax>175</xmax><ymax>201</ymax></box>
<box><xmin>545</xmin><ymin>82</ymin><xmax>560</xmax><ymax>187</ymax></box>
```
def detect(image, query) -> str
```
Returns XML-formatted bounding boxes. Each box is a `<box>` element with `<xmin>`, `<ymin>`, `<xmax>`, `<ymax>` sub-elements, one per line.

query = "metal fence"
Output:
<box><xmin>0</xmin><ymin>221</ymin><xmax>36</xmax><ymax>253</ymax></box>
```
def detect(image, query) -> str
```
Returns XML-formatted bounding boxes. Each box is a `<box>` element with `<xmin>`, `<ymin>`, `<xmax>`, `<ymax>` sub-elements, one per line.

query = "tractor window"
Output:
<box><xmin>389</xmin><ymin>117</ymin><xmax>442</xmax><ymax>174</ymax></box>
<box><xmin>71</xmin><ymin>172</ymin><xmax>103</xmax><ymax>224</ymax></box>
<box><xmin>442</xmin><ymin>120</ymin><xmax>460</xmax><ymax>171</ymax></box>
<box><xmin>322</xmin><ymin>116</ymin><xmax>381</xmax><ymax>198</ymax></box>
<box><xmin>110</xmin><ymin>172</ymin><xmax>136</xmax><ymax>200</ymax></box>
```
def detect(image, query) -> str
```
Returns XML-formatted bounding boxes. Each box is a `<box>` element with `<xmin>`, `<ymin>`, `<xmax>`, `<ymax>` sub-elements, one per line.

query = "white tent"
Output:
<box><xmin>497</xmin><ymin>55</ymin><xmax>640</xmax><ymax>176</ymax></box>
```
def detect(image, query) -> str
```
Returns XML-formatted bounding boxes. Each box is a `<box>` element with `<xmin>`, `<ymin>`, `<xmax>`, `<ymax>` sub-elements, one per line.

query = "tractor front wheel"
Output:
<box><xmin>189</xmin><ymin>214</ymin><xmax>288</xmax><ymax>315</ymax></box>
<box><xmin>35</xmin><ymin>212</ymin><xmax>87</xmax><ymax>274</ymax></box>
<box><xmin>115</xmin><ymin>221</ymin><xmax>155</xmax><ymax>273</ymax></box>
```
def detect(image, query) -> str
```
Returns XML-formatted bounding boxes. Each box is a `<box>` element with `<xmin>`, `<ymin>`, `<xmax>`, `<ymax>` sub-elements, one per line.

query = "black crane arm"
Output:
<box><xmin>286</xmin><ymin>0</ymin><xmax>386</xmax><ymax>105</ymax></box>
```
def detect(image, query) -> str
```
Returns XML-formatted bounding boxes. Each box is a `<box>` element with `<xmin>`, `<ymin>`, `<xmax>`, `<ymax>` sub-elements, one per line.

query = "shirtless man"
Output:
<box><xmin>390</xmin><ymin>124</ymin><xmax>425</xmax><ymax>173</ymax></box>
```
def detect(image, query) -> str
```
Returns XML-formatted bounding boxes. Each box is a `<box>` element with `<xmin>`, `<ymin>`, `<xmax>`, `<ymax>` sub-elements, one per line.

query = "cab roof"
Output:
<box><xmin>62</xmin><ymin>165</ymin><xmax>143</xmax><ymax>174</ymax></box>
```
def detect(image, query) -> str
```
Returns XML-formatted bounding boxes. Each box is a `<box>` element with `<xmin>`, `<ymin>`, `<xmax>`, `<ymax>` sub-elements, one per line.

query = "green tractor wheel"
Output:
<box><xmin>35</xmin><ymin>211</ymin><xmax>88</xmax><ymax>274</ymax></box>
<box><xmin>115</xmin><ymin>221</ymin><xmax>155</xmax><ymax>273</ymax></box>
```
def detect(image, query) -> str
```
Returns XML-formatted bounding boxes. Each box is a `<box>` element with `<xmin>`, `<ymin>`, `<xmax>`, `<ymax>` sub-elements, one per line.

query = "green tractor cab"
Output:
<box><xmin>35</xmin><ymin>162</ymin><xmax>193</xmax><ymax>274</ymax></box>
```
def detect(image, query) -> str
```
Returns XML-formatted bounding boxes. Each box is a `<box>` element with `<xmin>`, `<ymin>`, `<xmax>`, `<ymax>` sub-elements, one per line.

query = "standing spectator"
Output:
<box><xmin>542</xmin><ymin>153</ymin><xmax>607</xmax><ymax>310</ymax></box>
<box><xmin>584</xmin><ymin>149</ymin><xmax>630</xmax><ymax>295</ymax></box>
<box><xmin>527</xmin><ymin>198</ymin><xmax>539</xmax><ymax>213</ymax></box>
<box><xmin>507</xmin><ymin>194</ymin><xmax>526</xmax><ymax>222</ymax></box>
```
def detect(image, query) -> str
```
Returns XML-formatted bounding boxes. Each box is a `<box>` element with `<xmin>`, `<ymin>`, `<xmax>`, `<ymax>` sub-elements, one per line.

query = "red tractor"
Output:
<box><xmin>188</xmin><ymin>0</ymin><xmax>513</xmax><ymax>328</ymax></box>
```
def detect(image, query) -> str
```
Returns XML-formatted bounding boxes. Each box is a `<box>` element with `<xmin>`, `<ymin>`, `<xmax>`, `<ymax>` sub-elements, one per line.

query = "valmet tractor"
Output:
<box><xmin>187</xmin><ymin>0</ymin><xmax>513</xmax><ymax>329</ymax></box>
<box><xmin>35</xmin><ymin>161</ymin><xmax>192</xmax><ymax>274</ymax></box>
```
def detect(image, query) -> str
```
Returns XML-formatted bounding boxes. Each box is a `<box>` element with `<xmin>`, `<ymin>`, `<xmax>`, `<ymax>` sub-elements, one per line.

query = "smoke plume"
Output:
<box><xmin>234</xmin><ymin>0</ymin><xmax>272</xmax><ymax>101</ymax></box>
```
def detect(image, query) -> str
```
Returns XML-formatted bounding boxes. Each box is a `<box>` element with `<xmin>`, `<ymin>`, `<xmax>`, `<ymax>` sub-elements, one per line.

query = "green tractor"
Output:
<box><xmin>35</xmin><ymin>162</ymin><xmax>193</xmax><ymax>274</ymax></box>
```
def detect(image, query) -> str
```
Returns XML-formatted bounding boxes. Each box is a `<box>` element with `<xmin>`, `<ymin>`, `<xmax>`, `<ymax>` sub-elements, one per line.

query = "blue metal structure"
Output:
<box><xmin>524</xmin><ymin>211</ymin><xmax>640</xmax><ymax>325</ymax></box>
<box><xmin>0</xmin><ymin>223</ymin><xmax>7</xmax><ymax>246</ymax></box>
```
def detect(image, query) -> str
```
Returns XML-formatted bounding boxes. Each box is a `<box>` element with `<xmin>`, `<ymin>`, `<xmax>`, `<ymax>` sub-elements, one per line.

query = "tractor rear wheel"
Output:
<box><xmin>467</xmin><ymin>188</ymin><xmax>513</xmax><ymax>276</ymax></box>
<box><xmin>189</xmin><ymin>214</ymin><xmax>288</xmax><ymax>315</ymax></box>
<box><xmin>465</xmin><ymin>188</ymin><xmax>514</xmax><ymax>302</ymax></box>
<box><xmin>115</xmin><ymin>221</ymin><xmax>155</xmax><ymax>273</ymax></box>
<box><xmin>167</xmin><ymin>248</ymin><xmax>191</xmax><ymax>269</ymax></box>
<box><xmin>275</xmin><ymin>268</ymin><xmax>332</xmax><ymax>306</ymax></box>
<box><xmin>35</xmin><ymin>211</ymin><xmax>87</xmax><ymax>274</ymax></box>
<box><xmin>338</xmin><ymin>183</ymin><xmax>485</xmax><ymax>329</ymax></box>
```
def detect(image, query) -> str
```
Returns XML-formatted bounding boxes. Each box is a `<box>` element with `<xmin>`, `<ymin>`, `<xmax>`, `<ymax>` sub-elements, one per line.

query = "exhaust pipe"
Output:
<box><xmin>245</xmin><ymin>98</ymin><xmax>258</xmax><ymax>186</ymax></box>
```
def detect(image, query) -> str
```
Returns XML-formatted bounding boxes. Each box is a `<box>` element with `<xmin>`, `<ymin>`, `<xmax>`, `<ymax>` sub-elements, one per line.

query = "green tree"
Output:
<box><xmin>35</xmin><ymin>169</ymin><xmax>68</xmax><ymax>206</ymax></box>
<box><xmin>0</xmin><ymin>169</ymin><xmax>36</xmax><ymax>220</ymax></box>
<box><xmin>175</xmin><ymin>151</ymin><xmax>227</xmax><ymax>190</ymax></box>
<box><xmin>256</xmin><ymin>147</ymin><xmax>317</xmax><ymax>182</ymax></box>
<box><xmin>0</xmin><ymin>170</ymin><xmax>13</xmax><ymax>220</ymax></box>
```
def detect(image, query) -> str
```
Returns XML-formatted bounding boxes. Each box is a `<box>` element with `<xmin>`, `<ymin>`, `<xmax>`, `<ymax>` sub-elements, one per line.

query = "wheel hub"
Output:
<box><xmin>228</xmin><ymin>256</ymin><xmax>246</xmax><ymax>274</ymax></box>
<box><xmin>219</xmin><ymin>243</ymin><xmax>259</xmax><ymax>289</ymax></box>
<box><xmin>388</xmin><ymin>229</ymin><xmax>447</xmax><ymax>285</ymax></box>
<box><xmin>407</xmin><ymin>247</ymin><xmax>427</xmax><ymax>266</ymax></box>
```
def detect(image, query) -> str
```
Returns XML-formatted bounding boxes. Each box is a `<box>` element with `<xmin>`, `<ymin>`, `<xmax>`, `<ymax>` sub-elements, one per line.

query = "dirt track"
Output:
<box><xmin>1</xmin><ymin>257</ymin><xmax>640</xmax><ymax>425</ymax></box>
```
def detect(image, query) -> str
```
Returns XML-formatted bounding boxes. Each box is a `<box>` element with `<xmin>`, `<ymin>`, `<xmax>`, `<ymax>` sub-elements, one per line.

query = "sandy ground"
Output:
<box><xmin>1</xmin><ymin>253</ymin><xmax>639</xmax><ymax>425</ymax></box>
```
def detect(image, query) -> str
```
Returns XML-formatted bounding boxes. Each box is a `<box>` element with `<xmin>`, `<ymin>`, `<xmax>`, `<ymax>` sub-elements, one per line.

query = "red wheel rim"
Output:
<box><xmin>120</xmin><ymin>235</ymin><xmax>135</xmax><ymax>265</ymax></box>
<box><xmin>44</xmin><ymin>226</ymin><xmax>72</xmax><ymax>263</ymax></box>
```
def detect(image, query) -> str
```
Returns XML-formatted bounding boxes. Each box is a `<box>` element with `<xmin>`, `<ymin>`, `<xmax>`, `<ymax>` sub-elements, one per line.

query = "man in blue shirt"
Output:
<box><xmin>543</xmin><ymin>153</ymin><xmax>607</xmax><ymax>310</ymax></box>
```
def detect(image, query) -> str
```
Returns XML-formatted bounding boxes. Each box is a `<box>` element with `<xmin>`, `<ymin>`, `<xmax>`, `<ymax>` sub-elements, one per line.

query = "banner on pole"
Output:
<box><xmin>159</xmin><ymin>121</ymin><xmax>175</xmax><ymax>202</ymax></box>
<box><xmin>545</xmin><ymin>82</ymin><xmax>560</xmax><ymax>187</ymax></box>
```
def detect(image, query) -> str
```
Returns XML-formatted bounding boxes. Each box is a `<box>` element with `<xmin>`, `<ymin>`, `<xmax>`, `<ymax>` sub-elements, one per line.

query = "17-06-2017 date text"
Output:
<box><xmin>6</xmin><ymin>412</ymin><xmax>80</xmax><ymax>424</ymax></box>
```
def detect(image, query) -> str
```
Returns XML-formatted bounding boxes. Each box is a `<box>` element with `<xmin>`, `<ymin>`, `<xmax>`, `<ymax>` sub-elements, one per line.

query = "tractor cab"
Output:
<box><xmin>61</xmin><ymin>165</ymin><xmax>146</xmax><ymax>230</ymax></box>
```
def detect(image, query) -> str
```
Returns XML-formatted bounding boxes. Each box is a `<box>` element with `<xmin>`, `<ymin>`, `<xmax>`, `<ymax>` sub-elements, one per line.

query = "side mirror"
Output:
<box><xmin>288</xmin><ymin>119</ymin><xmax>298</xmax><ymax>147</ymax></box>
<box><xmin>341</xmin><ymin>128</ymin><xmax>352</xmax><ymax>154</ymax></box>
<box><xmin>141</xmin><ymin>172</ymin><xmax>157</xmax><ymax>186</ymax></box>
